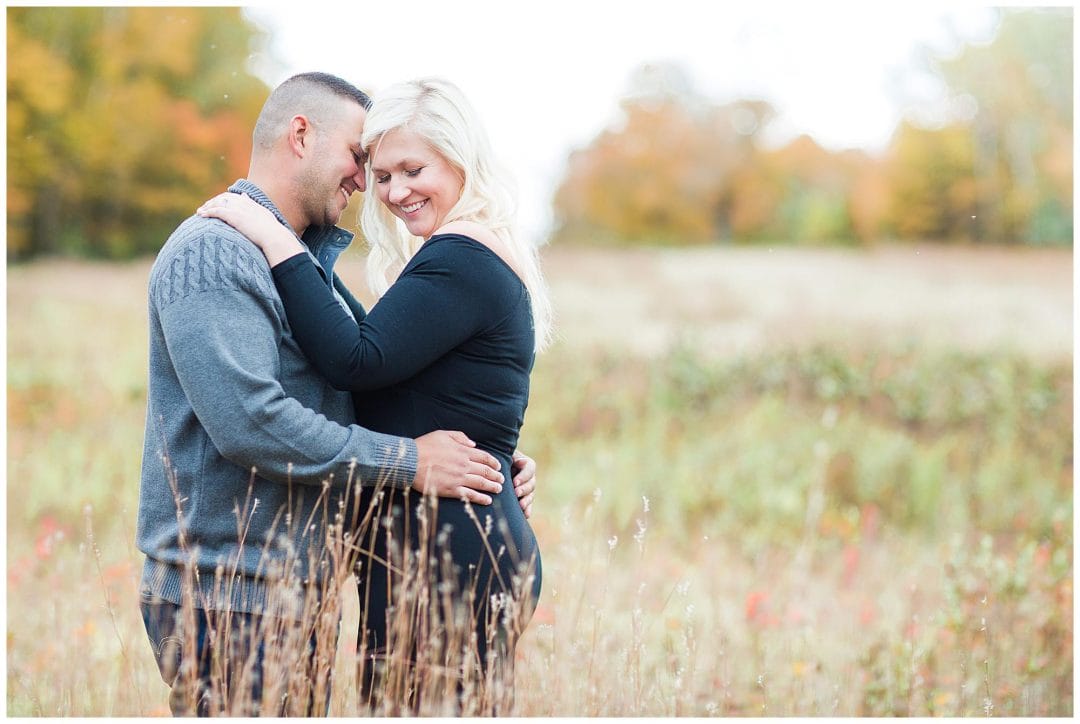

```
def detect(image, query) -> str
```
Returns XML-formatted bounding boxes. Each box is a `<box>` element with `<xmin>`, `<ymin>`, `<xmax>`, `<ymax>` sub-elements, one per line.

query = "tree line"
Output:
<box><xmin>6</xmin><ymin>8</ymin><xmax>1072</xmax><ymax>260</ymax></box>
<box><xmin>552</xmin><ymin>9</ymin><xmax>1072</xmax><ymax>247</ymax></box>
<box><xmin>7</xmin><ymin>7</ymin><xmax>268</xmax><ymax>259</ymax></box>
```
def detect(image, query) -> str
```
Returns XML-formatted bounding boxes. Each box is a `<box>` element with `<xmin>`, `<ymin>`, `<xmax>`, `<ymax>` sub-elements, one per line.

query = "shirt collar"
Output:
<box><xmin>227</xmin><ymin>179</ymin><xmax>354</xmax><ymax>283</ymax></box>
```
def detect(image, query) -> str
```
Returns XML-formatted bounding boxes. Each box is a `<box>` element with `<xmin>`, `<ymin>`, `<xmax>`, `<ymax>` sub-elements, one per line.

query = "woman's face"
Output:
<box><xmin>370</xmin><ymin>128</ymin><xmax>464</xmax><ymax>239</ymax></box>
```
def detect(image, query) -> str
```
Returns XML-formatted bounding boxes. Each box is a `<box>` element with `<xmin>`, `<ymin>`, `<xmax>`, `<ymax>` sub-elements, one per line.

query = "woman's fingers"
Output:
<box><xmin>511</xmin><ymin>451</ymin><xmax>536</xmax><ymax>487</ymax></box>
<box><xmin>514</xmin><ymin>476</ymin><xmax>536</xmax><ymax>498</ymax></box>
<box><xmin>518</xmin><ymin>492</ymin><xmax>534</xmax><ymax>516</ymax></box>
<box><xmin>197</xmin><ymin>192</ymin><xmax>257</xmax><ymax>218</ymax></box>
<box><xmin>197</xmin><ymin>192</ymin><xmax>235</xmax><ymax>212</ymax></box>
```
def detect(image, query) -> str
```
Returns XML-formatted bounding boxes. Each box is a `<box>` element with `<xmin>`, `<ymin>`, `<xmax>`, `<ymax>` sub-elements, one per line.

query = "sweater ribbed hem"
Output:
<box><xmin>140</xmin><ymin>557</ymin><xmax>310</xmax><ymax>618</ymax></box>
<box><xmin>360</xmin><ymin>436</ymin><xmax>419</xmax><ymax>491</ymax></box>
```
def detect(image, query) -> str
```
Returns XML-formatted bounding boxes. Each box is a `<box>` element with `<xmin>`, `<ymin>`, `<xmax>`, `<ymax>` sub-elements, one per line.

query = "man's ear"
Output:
<box><xmin>287</xmin><ymin>115</ymin><xmax>312</xmax><ymax>157</ymax></box>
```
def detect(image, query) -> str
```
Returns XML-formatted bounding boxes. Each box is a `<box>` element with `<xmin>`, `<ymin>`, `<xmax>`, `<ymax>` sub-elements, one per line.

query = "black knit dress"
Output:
<box><xmin>271</xmin><ymin>233</ymin><xmax>541</xmax><ymax>678</ymax></box>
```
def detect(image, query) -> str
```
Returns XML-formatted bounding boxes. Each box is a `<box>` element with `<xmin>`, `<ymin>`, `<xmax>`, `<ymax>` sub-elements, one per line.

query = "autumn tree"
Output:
<box><xmin>886</xmin><ymin>7</ymin><xmax>1072</xmax><ymax>244</ymax></box>
<box><xmin>552</xmin><ymin>63</ymin><xmax>870</xmax><ymax>246</ymax></box>
<box><xmin>726</xmin><ymin>136</ymin><xmax>861</xmax><ymax>244</ymax></box>
<box><xmin>552</xmin><ymin>63</ymin><xmax>773</xmax><ymax>245</ymax></box>
<box><xmin>884</xmin><ymin>123</ymin><xmax>977</xmax><ymax>241</ymax></box>
<box><xmin>553</xmin><ymin>9</ymin><xmax>1070</xmax><ymax>248</ymax></box>
<box><xmin>7</xmin><ymin>7</ymin><xmax>270</xmax><ymax>259</ymax></box>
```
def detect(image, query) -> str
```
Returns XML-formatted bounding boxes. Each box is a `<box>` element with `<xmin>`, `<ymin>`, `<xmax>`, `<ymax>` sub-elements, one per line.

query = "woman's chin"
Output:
<box><xmin>406</xmin><ymin>223</ymin><xmax>432</xmax><ymax>238</ymax></box>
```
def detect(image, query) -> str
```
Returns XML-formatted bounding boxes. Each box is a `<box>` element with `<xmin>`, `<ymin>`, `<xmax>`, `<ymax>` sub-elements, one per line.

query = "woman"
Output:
<box><xmin>199</xmin><ymin>77</ymin><xmax>551</xmax><ymax>711</ymax></box>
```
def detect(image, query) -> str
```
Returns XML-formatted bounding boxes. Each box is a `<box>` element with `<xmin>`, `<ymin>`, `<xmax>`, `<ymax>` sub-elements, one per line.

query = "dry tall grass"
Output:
<box><xmin>7</xmin><ymin>247</ymin><xmax>1073</xmax><ymax>716</ymax></box>
<box><xmin>129</xmin><ymin>470</ymin><xmax>536</xmax><ymax>716</ymax></box>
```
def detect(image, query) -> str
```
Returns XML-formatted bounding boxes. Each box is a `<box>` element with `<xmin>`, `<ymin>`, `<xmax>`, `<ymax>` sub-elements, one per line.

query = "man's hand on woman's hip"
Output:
<box><xmin>412</xmin><ymin>430</ymin><xmax>503</xmax><ymax>505</ymax></box>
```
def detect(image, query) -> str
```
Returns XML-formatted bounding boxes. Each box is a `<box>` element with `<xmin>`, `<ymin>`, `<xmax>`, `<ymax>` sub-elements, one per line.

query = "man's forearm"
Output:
<box><xmin>158</xmin><ymin>275</ymin><xmax>417</xmax><ymax>489</ymax></box>
<box><xmin>209</xmin><ymin>394</ymin><xmax>419</xmax><ymax>489</ymax></box>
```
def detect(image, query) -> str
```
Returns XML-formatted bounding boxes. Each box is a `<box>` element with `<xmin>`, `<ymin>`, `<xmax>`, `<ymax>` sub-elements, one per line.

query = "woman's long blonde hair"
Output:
<box><xmin>360</xmin><ymin>77</ymin><xmax>552</xmax><ymax>352</ymax></box>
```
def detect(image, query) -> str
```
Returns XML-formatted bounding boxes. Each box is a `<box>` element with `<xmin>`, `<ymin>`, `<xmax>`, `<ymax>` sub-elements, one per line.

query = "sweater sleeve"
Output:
<box><xmin>154</xmin><ymin>235</ymin><xmax>417</xmax><ymax>488</ymax></box>
<box><xmin>272</xmin><ymin>235</ymin><xmax>509</xmax><ymax>391</ymax></box>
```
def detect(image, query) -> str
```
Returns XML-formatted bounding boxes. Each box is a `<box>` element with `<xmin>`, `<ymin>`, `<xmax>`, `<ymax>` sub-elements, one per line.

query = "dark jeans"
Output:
<box><xmin>140</xmin><ymin>596</ymin><xmax>334</xmax><ymax>717</ymax></box>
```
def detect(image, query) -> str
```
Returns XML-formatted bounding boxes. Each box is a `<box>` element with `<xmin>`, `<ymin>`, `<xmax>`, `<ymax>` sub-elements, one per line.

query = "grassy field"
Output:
<box><xmin>6</xmin><ymin>245</ymin><xmax>1073</xmax><ymax>715</ymax></box>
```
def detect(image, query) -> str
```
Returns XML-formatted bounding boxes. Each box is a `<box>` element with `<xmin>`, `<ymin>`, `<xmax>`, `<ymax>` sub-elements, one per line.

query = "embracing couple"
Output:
<box><xmin>136</xmin><ymin>72</ymin><xmax>552</xmax><ymax>716</ymax></box>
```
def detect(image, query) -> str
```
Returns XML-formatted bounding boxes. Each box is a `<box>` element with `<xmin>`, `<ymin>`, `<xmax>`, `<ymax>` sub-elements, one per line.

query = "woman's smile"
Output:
<box><xmin>371</xmin><ymin>128</ymin><xmax>464</xmax><ymax>238</ymax></box>
<box><xmin>400</xmin><ymin>199</ymin><xmax>428</xmax><ymax>215</ymax></box>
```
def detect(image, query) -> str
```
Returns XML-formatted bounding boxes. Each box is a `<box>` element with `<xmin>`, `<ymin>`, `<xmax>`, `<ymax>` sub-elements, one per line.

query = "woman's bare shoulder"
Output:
<box><xmin>435</xmin><ymin>219</ymin><xmax>500</xmax><ymax>248</ymax></box>
<box><xmin>435</xmin><ymin>220</ymin><xmax>517</xmax><ymax>268</ymax></box>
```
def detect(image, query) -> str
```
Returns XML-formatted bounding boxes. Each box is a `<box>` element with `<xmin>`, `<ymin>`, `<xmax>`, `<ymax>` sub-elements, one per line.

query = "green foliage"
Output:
<box><xmin>895</xmin><ymin>7</ymin><xmax>1074</xmax><ymax>244</ymax></box>
<box><xmin>7</xmin><ymin>7</ymin><xmax>270</xmax><ymax>260</ymax></box>
<box><xmin>525</xmin><ymin>341</ymin><xmax>1072</xmax><ymax>547</ymax></box>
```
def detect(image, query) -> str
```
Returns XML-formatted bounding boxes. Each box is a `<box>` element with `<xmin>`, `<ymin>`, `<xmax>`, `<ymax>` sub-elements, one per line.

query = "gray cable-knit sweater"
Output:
<box><xmin>136</xmin><ymin>180</ymin><xmax>418</xmax><ymax>614</ymax></box>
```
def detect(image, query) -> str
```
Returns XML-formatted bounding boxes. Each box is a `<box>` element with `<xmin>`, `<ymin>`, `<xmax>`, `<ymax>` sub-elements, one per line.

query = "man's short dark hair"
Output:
<box><xmin>286</xmin><ymin>71</ymin><xmax>372</xmax><ymax>111</ymax></box>
<box><xmin>252</xmin><ymin>72</ymin><xmax>371</xmax><ymax>150</ymax></box>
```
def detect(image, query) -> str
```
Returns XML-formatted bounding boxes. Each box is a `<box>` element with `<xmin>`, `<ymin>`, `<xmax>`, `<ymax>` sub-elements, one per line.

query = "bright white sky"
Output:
<box><xmin>243</xmin><ymin>2</ymin><xmax>1001</xmax><ymax>242</ymax></box>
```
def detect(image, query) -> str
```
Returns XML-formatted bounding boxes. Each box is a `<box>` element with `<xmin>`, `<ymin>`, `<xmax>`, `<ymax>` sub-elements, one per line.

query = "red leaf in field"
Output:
<box><xmin>102</xmin><ymin>560</ymin><xmax>133</xmax><ymax>584</ymax></box>
<box><xmin>745</xmin><ymin>591</ymin><xmax>769</xmax><ymax>625</ymax></box>
<box><xmin>1034</xmin><ymin>542</ymin><xmax>1051</xmax><ymax>569</ymax></box>
<box><xmin>532</xmin><ymin>604</ymin><xmax>555</xmax><ymax>625</ymax></box>
<box><xmin>842</xmin><ymin>544</ymin><xmax>860</xmax><ymax>587</ymax></box>
<box><xmin>859</xmin><ymin>600</ymin><xmax>877</xmax><ymax>626</ymax></box>
<box><xmin>8</xmin><ymin>556</ymin><xmax>33</xmax><ymax>586</ymax></box>
<box><xmin>860</xmin><ymin>503</ymin><xmax>880</xmax><ymax>542</ymax></box>
<box><xmin>34</xmin><ymin>516</ymin><xmax>66</xmax><ymax>559</ymax></box>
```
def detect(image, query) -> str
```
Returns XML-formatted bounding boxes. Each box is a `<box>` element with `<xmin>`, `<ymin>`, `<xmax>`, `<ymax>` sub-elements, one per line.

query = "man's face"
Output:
<box><xmin>296</xmin><ymin>100</ymin><xmax>368</xmax><ymax>230</ymax></box>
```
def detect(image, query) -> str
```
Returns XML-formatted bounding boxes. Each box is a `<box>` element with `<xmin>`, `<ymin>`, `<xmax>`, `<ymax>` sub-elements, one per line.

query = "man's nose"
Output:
<box><xmin>353</xmin><ymin>167</ymin><xmax>366</xmax><ymax>193</ymax></box>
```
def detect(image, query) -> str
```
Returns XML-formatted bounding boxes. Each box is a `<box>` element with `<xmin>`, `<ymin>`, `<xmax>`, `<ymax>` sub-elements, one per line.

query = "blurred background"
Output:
<box><xmin>6</xmin><ymin>4</ymin><xmax>1073</xmax><ymax>716</ymax></box>
<box><xmin>6</xmin><ymin>4</ymin><xmax>1073</xmax><ymax>257</ymax></box>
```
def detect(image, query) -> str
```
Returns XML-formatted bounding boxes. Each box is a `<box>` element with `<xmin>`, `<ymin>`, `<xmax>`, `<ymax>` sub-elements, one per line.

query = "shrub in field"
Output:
<box><xmin>527</xmin><ymin>341</ymin><xmax>1072</xmax><ymax>544</ymax></box>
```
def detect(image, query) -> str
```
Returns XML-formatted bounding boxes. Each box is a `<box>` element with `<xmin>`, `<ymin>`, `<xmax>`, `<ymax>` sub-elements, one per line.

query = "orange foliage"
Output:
<box><xmin>553</xmin><ymin>11</ymin><xmax>1070</xmax><ymax>247</ymax></box>
<box><xmin>7</xmin><ymin>7</ymin><xmax>268</xmax><ymax>259</ymax></box>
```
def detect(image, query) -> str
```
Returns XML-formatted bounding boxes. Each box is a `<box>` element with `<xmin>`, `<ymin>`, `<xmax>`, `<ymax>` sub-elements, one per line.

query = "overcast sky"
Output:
<box><xmin>243</xmin><ymin>2</ymin><xmax>1001</xmax><ymax>242</ymax></box>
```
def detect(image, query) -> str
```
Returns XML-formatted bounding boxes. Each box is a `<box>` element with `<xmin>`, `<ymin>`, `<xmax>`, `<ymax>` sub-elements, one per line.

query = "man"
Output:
<box><xmin>136</xmin><ymin>72</ymin><xmax>537</xmax><ymax>716</ymax></box>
